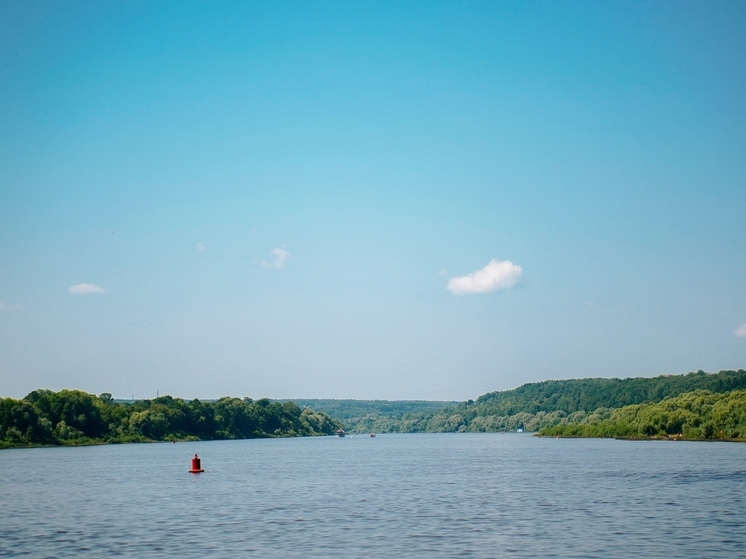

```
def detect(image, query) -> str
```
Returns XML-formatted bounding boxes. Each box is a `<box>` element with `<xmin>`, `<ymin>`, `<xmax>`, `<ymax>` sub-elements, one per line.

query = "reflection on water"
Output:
<box><xmin>1</xmin><ymin>434</ymin><xmax>745</xmax><ymax>558</ymax></box>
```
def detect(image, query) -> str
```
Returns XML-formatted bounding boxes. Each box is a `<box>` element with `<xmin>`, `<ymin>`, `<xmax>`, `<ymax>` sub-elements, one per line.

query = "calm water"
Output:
<box><xmin>1</xmin><ymin>433</ymin><xmax>745</xmax><ymax>558</ymax></box>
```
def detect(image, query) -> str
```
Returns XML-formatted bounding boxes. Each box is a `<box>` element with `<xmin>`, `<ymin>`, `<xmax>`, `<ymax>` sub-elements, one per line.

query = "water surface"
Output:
<box><xmin>2</xmin><ymin>434</ymin><xmax>744</xmax><ymax>558</ymax></box>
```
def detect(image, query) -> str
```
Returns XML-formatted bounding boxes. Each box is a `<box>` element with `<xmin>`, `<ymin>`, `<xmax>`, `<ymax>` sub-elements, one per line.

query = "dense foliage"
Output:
<box><xmin>3</xmin><ymin>370</ymin><xmax>743</xmax><ymax>446</ymax></box>
<box><xmin>472</xmin><ymin>369</ymin><xmax>746</xmax><ymax>415</ymax></box>
<box><xmin>538</xmin><ymin>389</ymin><xmax>746</xmax><ymax>440</ymax></box>
<box><xmin>0</xmin><ymin>390</ymin><xmax>342</xmax><ymax>449</ymax></box>
<box><xmin>334</xmin><ymin>369</ymin><xmax>746</xmax><ymax>434</ymax></box>
<box><xmin>287</xmin><ymin>399</ymin><xmax>457</xmax><ymax>432</ymax></box>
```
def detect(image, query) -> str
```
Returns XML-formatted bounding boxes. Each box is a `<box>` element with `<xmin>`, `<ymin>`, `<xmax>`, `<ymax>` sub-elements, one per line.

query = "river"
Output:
<box><xmin>1</xmin><ymin>433</ymin><xmax>744</xmax><ymax>558</ymax></box>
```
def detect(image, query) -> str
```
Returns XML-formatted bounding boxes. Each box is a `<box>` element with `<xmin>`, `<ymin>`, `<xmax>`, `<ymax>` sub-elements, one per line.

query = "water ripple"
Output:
<box><xmin>0</xmin><ymin>434</ymin><xmax>744</xmax><ymax>558</ymax></box>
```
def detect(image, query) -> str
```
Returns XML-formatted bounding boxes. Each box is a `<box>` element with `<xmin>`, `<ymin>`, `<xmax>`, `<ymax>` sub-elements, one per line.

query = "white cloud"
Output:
<box><xmin>69</xmin><ymin>283</ymin><xmax>107</xmax><ymax>295</ymax></box>
<box><xmin>735</xmin><ymin>323</ymin><xmax>746</xmax><ymax>338</ymax></box>
<box><xmin>261</xmin><ymin>246</ymin><xmax>289</xmax><ymax>269</ymax></box>
<box><xmin>196</xmin><ymin>242</ymin><xmax>206</xmax><ymax>253</ymax></box>
<box><xmin>447</xmin><ymin>259</ymin><xmax>523</xmax><ymax>295</ymax></box>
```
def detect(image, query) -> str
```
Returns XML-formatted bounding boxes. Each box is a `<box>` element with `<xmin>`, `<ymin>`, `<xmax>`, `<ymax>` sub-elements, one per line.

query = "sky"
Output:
<box><xmin>1</xmin><ymin>1</ymin><xmax>745</xmax><ymax>401</ymax></box>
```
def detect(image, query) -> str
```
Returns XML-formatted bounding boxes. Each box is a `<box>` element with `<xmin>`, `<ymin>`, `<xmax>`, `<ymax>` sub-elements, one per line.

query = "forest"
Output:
<box><xmin>287</xmin><ymin>399</ymin><xmax>456</xmax><ymax>421</ymax></box>
<box><xmin>3</xmin><ymin>369</ymin><xmax>744</xmax><ymax>448</ymax></box>
<box><xmin>329</xmin><ymin>369</ymin><xmax>746</xmax><ymax>435</ymax></box>
<box><xmin>538</xmin><ymin>389</ymin><xmax>746</xmax><ymax>440</ymax></box>
<box><xmin>0</xmin><ymin>390</ymin><xmax>341</xmax><ymax>449</ymax></box>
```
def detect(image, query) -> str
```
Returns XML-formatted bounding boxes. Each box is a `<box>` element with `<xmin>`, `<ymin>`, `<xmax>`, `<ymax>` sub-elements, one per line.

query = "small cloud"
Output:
<box><xmin>447</xmin><ymin>259</ymin><xmax>523</xmax><ymax>295</ymax></box>
<box><xmin>438</xmin><ymin>268</ymin><xmax>448</xmax><ymax>276</ymax></box>
<box><xmin>0</xmin><ymin>301</ymin><xmax>23</xmax><ymax>311</ymax></box>
<box><xmin>735</xmin><ymin>323</ymin><xmax>746</xmax><ymax>338</ymax></box>
<box><xmin>69</xmin><ymin>283</ymin><xmax>107</xmax><ymax>295</ymax></box>
<box><xmin>261</xmin><ymin>246</ymin><xmax>289</xmax><ymax>269</ymax></box>
<box><xmin>196</xmin><ymin>242</ymin><xmax>206</xmax><ymax>253</ymax></box>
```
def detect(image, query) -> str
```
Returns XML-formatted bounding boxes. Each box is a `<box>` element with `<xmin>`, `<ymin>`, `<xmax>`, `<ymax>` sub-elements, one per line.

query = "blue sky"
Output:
<box><xmin>1</xmin><ymin>1</ymin><xmax>745</xmax><ymax>400</ymax></box>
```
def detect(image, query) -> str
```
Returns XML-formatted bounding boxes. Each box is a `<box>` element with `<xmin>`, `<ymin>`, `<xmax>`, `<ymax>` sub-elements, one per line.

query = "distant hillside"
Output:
<box><xmin>286</xmin><ymin>399</ymin><xmax>458</xmax><ymax>420</ymax></box>
<box><xmin>472</xmin><ymin>369</ymin><xmax>746</xmax><ymax>416</ymax></box>
<box><xmin>326</xmin><ymin>369</ymin><xmax>746</xmax><ymax>433</ymax></box>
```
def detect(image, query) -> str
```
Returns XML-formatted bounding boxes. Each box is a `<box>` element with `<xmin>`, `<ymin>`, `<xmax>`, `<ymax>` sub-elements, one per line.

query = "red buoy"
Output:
<box><xmin>189</xmin><ymin>453</ymin><xmax>205</xmax><ymax>473</ymax></box>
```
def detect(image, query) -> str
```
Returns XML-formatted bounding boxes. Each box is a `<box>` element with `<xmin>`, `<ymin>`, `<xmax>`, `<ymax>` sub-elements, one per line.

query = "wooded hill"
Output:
<box><xmin>472</xmin><ymin>369</ymin><xmax>746</xmax><ymax>415</ymax></box>
<box><xmin>333</xmin><ymin>369</ymin><xmax>746</xmax><ymax>434</ymax></box>
<box><xmin>287</xmin><ymin>399</ymin><xmax>457</xmax><ymax>421</ymax></box>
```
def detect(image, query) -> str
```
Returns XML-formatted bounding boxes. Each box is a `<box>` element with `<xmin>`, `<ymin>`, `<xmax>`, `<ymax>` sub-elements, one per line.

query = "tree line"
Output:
<box><xmin>0</xmin><ymin>389</ymin><xmax>342</xmax><ymax>449</ymax></box>
<box><xmin>287</xmin><ymin>399</ymin><xmax>457</xmax><ymax>421</ymax></box>
<box><xmin>538</xmin><ymin>389</ymin><xmax>746</xmax><ymax>440</ymax></box>
<box><xmin>330</xmin><ymin>369</ymin><xmax>746</xmax><ymax>435</ymax></box>
<box><xmin>3</xmin><ymin>369</ymin><xmax>743</xmax><ymax>447</ymax></box>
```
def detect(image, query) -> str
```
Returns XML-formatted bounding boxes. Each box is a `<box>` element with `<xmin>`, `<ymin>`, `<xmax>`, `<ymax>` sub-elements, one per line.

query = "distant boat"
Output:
<box><xmin>336</xmin><ymin>429</ymin><xmax>345</xmax><ymax>437</ymax></box>
<box><xmin>370</xmin><ymin>432</ymin><xmax>376</xmax><ymax>437</ymax></box>
<box><xmin>517</xmin><ymin>428</ymin><xmax>524</xmax><ymax>433</ymax></box>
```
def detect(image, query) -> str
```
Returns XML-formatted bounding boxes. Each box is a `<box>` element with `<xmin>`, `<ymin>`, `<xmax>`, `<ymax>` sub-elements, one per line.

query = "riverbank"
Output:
<box><xmin>0</xmin><ymin>389</ymin><xmax>342</xmax><ymax>449</ymax></box>
<box><xmin>537</xmin><ymin>388</ymin><xmax>746</xmax><ymax>441</ymax></box>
